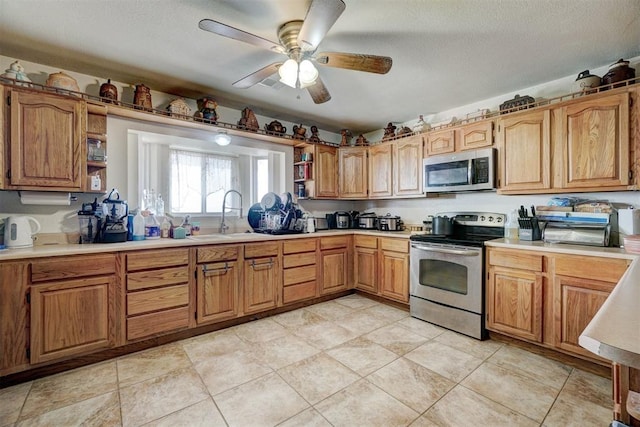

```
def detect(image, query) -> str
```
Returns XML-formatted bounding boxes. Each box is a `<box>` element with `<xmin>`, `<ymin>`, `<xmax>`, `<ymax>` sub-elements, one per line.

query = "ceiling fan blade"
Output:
<box><xmin>199</xmin><ymin>19</ymin><xmax>284</xmax><ymax>53</ymax></box>
<box><xmin>297</xmin><ymin>0</ymin><xmax>346</xmax><ymax>51</ymax></box>
<box><xmin>307</xmin><ymin>76</ymin><xmax>331</xmax><ymax>104</ymax></box>
<box><xmin>232</xmin><ymin>62</ymin><xmax>283</xmax><ymax>88</ymax></box>
<box><xmin>316</xmin><ymin>52</ymin><xmax>393</xmax><ymax>74</ymax></box>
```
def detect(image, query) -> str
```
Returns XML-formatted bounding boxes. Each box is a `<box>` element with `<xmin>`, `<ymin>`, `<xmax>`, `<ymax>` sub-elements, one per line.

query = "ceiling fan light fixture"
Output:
<box><xmin>298</xmin><ymin>59</ymin><xmax>319</xmax><ymax>88</ymax></box>
<box><xmin>214</xmin><ymin>131</ymin><xmax>231</xmax><ymax>146</ymax></box>
<box><xmin>279</xmin><ymin>58</ymin><xmax>299</xmax><ymax>88</ymax></box>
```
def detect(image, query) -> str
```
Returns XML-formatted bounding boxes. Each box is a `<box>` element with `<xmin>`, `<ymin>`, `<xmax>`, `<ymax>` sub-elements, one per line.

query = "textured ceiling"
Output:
<box><xmin>0</xmin><ymin>0</ymin><xmax>639</xmax><ymax>134</ymax></box>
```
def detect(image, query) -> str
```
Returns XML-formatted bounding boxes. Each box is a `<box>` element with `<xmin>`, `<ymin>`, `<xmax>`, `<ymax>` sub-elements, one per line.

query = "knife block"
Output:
<box><xmin>518</xmin><ymin>217</ymin><xmax>542</xmax><ymax>241</ymax></box>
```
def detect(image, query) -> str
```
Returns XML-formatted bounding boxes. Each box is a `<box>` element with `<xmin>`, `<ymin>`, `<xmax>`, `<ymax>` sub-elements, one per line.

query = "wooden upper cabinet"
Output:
<box><xmin>314</xmin><ymin>144</ymin><xmax>338</xmax><ymax>198</ymax></box>
<box><xmin>425</xmin><ymin>128</ymin><xmax>455</xmax><ymax>156</ymax></box>
<box><xmin>8</xmin><ymin>89</ymin><xmax>85</xmax><ymax>190</ymax></box>
<box><xmin>393</xmin><ymin>135</ymin><xmax>424</xmax><ymax>196</ymax></box>
<box><xmin>558</xmin><ymin>92</ymin><xmax>629</xmax><ymax>189</ymax></box>
<box><xmin>497</xmin><ymin>109</ymin><xmax>551</xmax><ymax>192</ymax></box>
<box><xmin>339</xmin><ymin>147</ymin><xmax>368</xmax><ymax>198</ymax></box>
<box><xmin>368</xmin><ymin>143</ymin><xmax>393</xmax><ymax>198</ymax></box>
<box><xmin>457</xmin><ymin>120</ymin><xmax>493</xmax><ymax>151</ymax></box>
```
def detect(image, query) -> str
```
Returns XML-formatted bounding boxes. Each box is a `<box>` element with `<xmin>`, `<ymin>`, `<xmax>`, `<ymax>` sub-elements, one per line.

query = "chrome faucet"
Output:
<box><xmin>220</xmin><ymin>190</ymin><xmax>243</xmax><ymax>234</ymax></box>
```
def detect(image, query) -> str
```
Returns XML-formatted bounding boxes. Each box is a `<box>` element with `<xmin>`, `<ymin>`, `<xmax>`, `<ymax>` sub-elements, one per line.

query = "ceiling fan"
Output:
<box><xmin>198</xmin><ymin>0</ymin><xmax>393</xmax><ymax>104</ymax></box>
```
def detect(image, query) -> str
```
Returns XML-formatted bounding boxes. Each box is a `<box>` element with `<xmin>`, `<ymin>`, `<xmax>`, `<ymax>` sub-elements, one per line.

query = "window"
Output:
<box><xmin>254</xmin><ymin>157</ymin><xmax>269</xmax><ymax>204</ymax></box>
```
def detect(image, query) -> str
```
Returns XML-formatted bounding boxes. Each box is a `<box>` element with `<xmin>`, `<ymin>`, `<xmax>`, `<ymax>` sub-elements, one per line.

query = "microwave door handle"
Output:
<box><xmin>468</xmin><ymin>159</ymin><xmax>473</xmax><ymax>184</ymax></box>
<box><xmin>411</xmin><ymin>243</ymin><xmax>479</xmax><ymax>256</ymax></box>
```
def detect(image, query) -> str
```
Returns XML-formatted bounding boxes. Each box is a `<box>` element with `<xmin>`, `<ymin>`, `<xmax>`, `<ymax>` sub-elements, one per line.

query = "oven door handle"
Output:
<box><xmin>411</xmin><ymin>243</ymin><xmax>480</xmax><ymax>256</ymax></box>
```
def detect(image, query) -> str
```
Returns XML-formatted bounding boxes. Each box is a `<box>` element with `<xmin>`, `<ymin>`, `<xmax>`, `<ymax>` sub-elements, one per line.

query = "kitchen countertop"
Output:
<box><xmin>485</xmin><ymin>238</ymin><xmax>637</xmax><ymax>260</ymax></box>
<box><xmin>0</xmin><ymin>229</ymin><xmax>412</xmax><ymax>261</ymax></box>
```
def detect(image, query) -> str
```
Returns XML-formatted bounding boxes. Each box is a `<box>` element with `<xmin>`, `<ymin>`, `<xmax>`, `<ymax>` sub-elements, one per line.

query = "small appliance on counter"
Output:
<box><xmin>334</xmin><ymin>211</ymin><xmax>353</xmax><ymax>229</ymax></box>
<box><xmin>4</xmin><ymin>216</ymin><xmax>41</xmax><ymax>248</ymax></box>
<box><xmin>358</xmin><ymin>212</ymin><xmax>377</xmax><ymax>229</ymax></box>
<box><xmin>538</xmin><ymin>211</ymin><xmax>615</xmax><ymax>247</ymax></box>
<box><xmin>377</xmin><ymin>214</ymin><xmax>404</xmax><ymax>231</ymax></box>
<box><xmin>95</xmin><ymin>189</ymin><xmax>129</xmax><ymax>243</ymax></box>
<box><xmin>78</xmin><ymin>201</ymin><xmax>99</xmax><ymax>244</ymax></box>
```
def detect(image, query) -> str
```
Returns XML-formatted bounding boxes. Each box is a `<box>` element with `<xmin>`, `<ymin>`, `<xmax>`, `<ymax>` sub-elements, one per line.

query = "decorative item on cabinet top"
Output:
<box><xmin>396</xmin><ymin>125</ymin><xmax>412</xmax><ymax>136</ymax></box>
<box><xmin>46</xmin><ymin>71</ymin><xmax>80</xmax><ymax>93</ymax></box>
<box><xmin>99</xmin><ymin>79</ymin><xmax>118</xmax><ymax>103</ymax></box>
<box><xmin>340</xmin><ymin>129</ymin><xmax>353</xmax><ymax>146</ymax></box>
<box><xmin>265</xmin><ymin>120</ymin><xmax>287</xmax><ymax>136</ymax></box>
<box><xmin>499</xmin><ymin>94</ymin><xmax>535</xmax><ymax>114</ymax></box>
<box><xmin>1</xmin><ymin>60</ymin><xmax>31</xmax><ymax>84</ymax></box>
<box><xmin>382</xmin><ymin>122</ymin><xmax>396</xmax><ymax>141</ymax></box>
<box><xmin>412</xmin><ymin>115</ymin><xmax>430</xmax><ymax>133</ymax></box>
<box><xmin>292</xmin><ymin>124</ymin><xmax>307</xmax><ymax>140</ymax></box>
<box><xmin>572</xmin><ymin>70</ymin><xmax>601</xmax><ymax>95</ymax></box>
<box><xmin>601</xmin><ymin>58</ymin><xmax>636</xmax><ymax>89</ymax></box>
<box><xmin>167</xmin><ymin>98</ymin><xmax>191</xmax><ymax>118</ymax></box>
<box><xmin>308</xmin><ymin>125</ymin><xmax>321</xmax><ymax>143</ymax></box>
<box><xmin>355</xmin><ymin>134</ymin><xmax>369</xmax><ymax>146</ymax></box>
<box><xmin>133</xmin><ymin>83</ymin><xmax>153</xmax><ymax>110</ymax></box>
<box><xmin>194</xmin><ymin>96</ymin><xmax>218</xmax><ymax>123</ymax></box>
<box><xmin>237</xmin><ymin>107</ymin><xmax>259</xmax><ymax>131</ymax></box>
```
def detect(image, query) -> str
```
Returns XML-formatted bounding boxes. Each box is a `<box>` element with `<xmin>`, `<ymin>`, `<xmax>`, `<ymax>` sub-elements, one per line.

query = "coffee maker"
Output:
<box><xmin>96</xmin><ymin>189</ymin><xmax>128</xmax><ymax>243</ymax></box>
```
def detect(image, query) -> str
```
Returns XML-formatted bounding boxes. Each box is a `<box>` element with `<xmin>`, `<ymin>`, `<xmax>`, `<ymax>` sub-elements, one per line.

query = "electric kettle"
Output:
<box><xmin>4</xmin><ymin>216</ymin><xmax>41</xmax><ymax>248</ymax></box>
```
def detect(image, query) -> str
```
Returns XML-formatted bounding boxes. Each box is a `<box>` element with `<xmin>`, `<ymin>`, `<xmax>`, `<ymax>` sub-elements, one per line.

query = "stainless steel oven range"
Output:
<box><xmin>409</xmin><ymin>212</ymin><xmax>505</xmax><ymax>340</ymax></box>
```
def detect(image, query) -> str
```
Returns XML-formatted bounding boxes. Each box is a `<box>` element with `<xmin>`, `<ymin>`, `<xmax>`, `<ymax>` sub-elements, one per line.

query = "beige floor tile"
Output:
<box><xmin>315</xmin><ymin>379</ymin><xmax>418</xmax><ymax>427</ymax></box>
<box><xmin>433</xmin><ymin>330</ymin><xmax>503</xmax><ymax>360</ymax></box>
<box><xmin>305</xmin><ymin>300</ymin><xmax>356</xmax><ymax>320</ymax></box>
<box><xmin>214</xmin><ymin>372</ymin><xmax>309</xmax><ymax>427</ymax></box>
<box><xmin>0</xmin><ymin>381</ymin><xmax>31</xmax><ymax>426</ymax></box>
<box><xmin>277</xmin><ymin>353</ymin><xmax>360</xmax><ymax>404</ymax></box>
<box><xmin>367</xmin><ymin>357</ymin><xmax>455</xmax><ymax>413</ymax></box>
<box><xmin>270</xmin><ymin>308</ymin><xmax>326</xmax><ymax>329</ymax></box>
<box><xmin>182</xmin><ymin>328</ymin><xmax>250</xmax><ymax>363</ymax></box>
<box><xmin>365</xmin><ymin>324</ymin><xmax>429</xmax><ymax>355</ymax></box>
<box><xmin>232</xmin><ymin>318</ymin><xmax>290</xmax><ymax>343</ymax></box>
<box><xmin>364</xmin><ymin>304</ymin><xmax>409</xmax><ymax>322</ymax></box>
<box><xmin>395</xmin><ymin>317</ymin><xmax>446</xmax><ymax>339</ymax></box>
<box><xmin>560</xmin><ymin>368</ymin><xmax>612</xmax><ymax>408</ymax></box>
<box><xmin>335</xmin><ymin>309</ymin><xmax>391</xmax><ymax>335</ymax></box>
<box><xmin>16</xmin><ymin>391</ymin><xmax>120</xmax><ymax>427</ymax></box>
<box><xmin>488</xmin><ymin>345</ymin><xmax>572</xmax><ymax>390</ymax></box>
<box><xmin>142</xmin><ymin>398</ymin><xmax>226</xmax><ymax>427</ymax></box>
<box><xmin>291</xmin><ymin>320</ymin><xmax>360</xmax><ymax>350</ymax></box>
<box><xmin>542</xmin><ymin>392</ymin><xmax>612</xmax><ymax>427</ymax></box>
<box><xmin>277</xmin><ymin>407</ymin><xmax>331</xmax><ymax>427</ymax></box>
<box><xmin>20</xmin><ymin>361</ymin><xmax>117</xmax><ymax>420</ymax></box>
<box><xmin>332</xmin><ymin>294</ymin><xmax>379</xmax><ymax>310</ymax></box>
<box><xmin>461</xmin><ymin>362</ymin><xmax>558</xmax><ymax>422</ymax></box>
<box><xmin>194</xmin><ymin>349</ymin><xmax>272</xmax><ymax>395</ymax></box>
<box><xmin>249</xmin><ymin>334</ymin><xmax>320</xmax><ymax>370</ymax></box>
<box><xmin>119</xmin><ymin>367</ymin><xmax>209</xmax><ymax>427</ymax></box>
<box><xmin>117</xmin><ymin>343</ymin><xmax>192</xmax><ymax>387</ymax></box>
<box><xmin>405</xmin><ymin>341</ymin><xmax>483</xmax><ymax>382</ymax></box>
<box><xmin>415</xmin><ymin>385</ymin><xmax>538</xmax><ymax>427</ymax></box>
<box><xmin>326</xmin><ymin>337</ymin><xmax>398</xmax><ymax>376</ymax></box>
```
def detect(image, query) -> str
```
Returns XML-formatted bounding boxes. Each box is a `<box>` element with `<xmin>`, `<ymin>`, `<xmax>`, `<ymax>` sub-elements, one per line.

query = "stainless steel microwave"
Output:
<box><xmin>423</xmin><ymin>148</ymin><xmax>496</xmax><ymax>193</ymax></box>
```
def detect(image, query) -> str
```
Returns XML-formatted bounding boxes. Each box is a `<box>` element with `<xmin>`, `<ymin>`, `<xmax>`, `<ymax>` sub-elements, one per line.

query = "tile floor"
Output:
<box><xmin>0</xmin><ymin>294</ymin><xmax>614</xmax><ymax>427</ymax></box>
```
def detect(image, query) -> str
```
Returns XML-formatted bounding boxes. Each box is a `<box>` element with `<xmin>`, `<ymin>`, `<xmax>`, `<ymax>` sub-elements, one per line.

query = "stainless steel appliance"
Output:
<box><xmin>423</xmin><ymin>148</ymin><xmax>496</xmax><ymax>193</ymax></box>
<box><xmin>410</xmin><ymin>212</ymin><xmax>505</xmax><ymax>339</ymax></box>
<box><xmin>335</xmin><ymin>211</ymin><xmax>351</xmax><ymax>229</ymax></box>
<box><xmin>377</xmin><ymin>214</ymin><xmax>404</xmax><ymax>231</ymax></box>
<box><xmin>539</xmin><ymin>211</ymin><xmax>616</xmax><ymax>247</ymax></box>
<box><xmin>358</xmin><ymin>212</ymin><xmax>377</xmax><ymax>229</ymax></box>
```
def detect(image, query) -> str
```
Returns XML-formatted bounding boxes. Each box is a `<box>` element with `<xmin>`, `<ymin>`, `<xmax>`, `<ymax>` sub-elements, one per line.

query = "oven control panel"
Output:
<box><xmin>437</xmin><ymin>212</ymin><xmax>506</xmax><ymax>228</ymax></box>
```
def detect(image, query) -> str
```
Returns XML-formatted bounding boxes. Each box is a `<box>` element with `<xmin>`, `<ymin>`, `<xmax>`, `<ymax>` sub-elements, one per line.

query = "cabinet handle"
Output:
<box><xmin>202</xmin><ymin>263</ymin><xmax>229</xmax><ymax>276</ymax></box>
<box><xmin>251</xmin><ymin>258</ymin><xmax>273</xmax><ymax>270</ymax></box>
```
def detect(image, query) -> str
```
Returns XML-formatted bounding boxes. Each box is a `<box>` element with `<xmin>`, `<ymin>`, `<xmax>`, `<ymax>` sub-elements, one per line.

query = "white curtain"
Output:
<box><xmin>170</xmin><ymin>149</ymin><xmax>239</xmax><ymax>214</ymax></box>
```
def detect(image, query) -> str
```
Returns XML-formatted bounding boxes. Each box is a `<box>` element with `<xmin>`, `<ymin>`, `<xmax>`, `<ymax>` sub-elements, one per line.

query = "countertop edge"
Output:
<box><xmin>485</xmin><ymin>238</ymin><xmax>637</xmax><ymax>260</ymax></box>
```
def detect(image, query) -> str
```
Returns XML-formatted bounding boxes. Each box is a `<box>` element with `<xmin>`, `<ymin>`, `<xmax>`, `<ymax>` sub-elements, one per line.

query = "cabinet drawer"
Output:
<box><xmin>197</xmin><ymin>245</ymin><xmax>240</xmax><ymax>263</ymax></box>
<box><xmin>284</xmin><ymin>265</ymin><xmax>317</xmax><ymax>286</ymax></box>
<box><xmin>127</xmin><ymin>306</ymin><xmax>190</xmax><ymax>341</ymax></box>
<box><xmin>320</xmin><ymin>236</ymin><xmax>349</xmax><ymax>250</ymax></box>
<box><xmin>127</xmin><ymin>266</ymin><xmax>189</xmax><ymax>291</ymax></box>
<box><xmin>127</xmin><ymin>284</ymin><xmax>189</xmax><ymax>316</ymax></box>
<box><xmin>127</xmin><ymin>248</ymin><xmax>189</xmax><ymax>271</ymax></box>
<box><xmin>555</xmin><ymin>255</ymin><xmax>629</xmax><ymax>283</ymax></box>
<box><xmin>354</xmin><ymin>235</ymin><xmax>378</xmax><ymax>249</ymax></box>
<box><xmin>245</xmin><ymin>242</ymin><xmax>279</xmax><ymax>258</ymax></box>
<box><xmin>31</xmin><ymin>254</ymin><xmax>116</xmax><ymax>282</ymax></box>
<box><xmin>489</xmin><ymin>249</ymin><xmax>543</xmax><ymax>272</ymax></box>
<box><xmin>283</xmin><ymin>239</ymin><xmax>317</xmax><ymax>254</ymax></box>
<box><xmin>283</xmin><ymin>281</ymin><xmax>316</xmax><ymax>304</ymax></box>
<box><xmin>284</xmin><ymin>252</ymin><xmax>316</xmax><ymax>268</ymax></box>
<box><xmin>380</xmin><ymin>238</ymin><xmax>408</xmax><ymax>253</ymax></box>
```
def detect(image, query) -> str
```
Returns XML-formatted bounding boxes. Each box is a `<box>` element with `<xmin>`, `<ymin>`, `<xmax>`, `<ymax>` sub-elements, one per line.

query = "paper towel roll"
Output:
<box><xmin>19</xmin><ymin>191</ymin><xmax>71</xmax><ymax>206</ymax></box>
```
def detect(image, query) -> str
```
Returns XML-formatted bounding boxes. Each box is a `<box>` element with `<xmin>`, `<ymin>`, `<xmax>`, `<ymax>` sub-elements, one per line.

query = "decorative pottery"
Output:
<box><xmin>1</xmin><ymin>60</ymin><xmax>31</xmax><ymax>84</ymax></box>
<box><xmin>412</xmin><ymin>115</ymin><xmax>430</xmax><ymax>133</ymax></box>
<box><xmin>194</xmin><ymin>97</ymin><xmax>218</xmax><ymax>123</ymax></box>
<box><xmin>167</xmin><ymin>98</ymin><xmax>191</xmax><ymax>117</ymax></box>
<box><xmin>356</xmin><ymin>134</ymin><xmax>369</xmax><ymax>146</ymax></box>
<box><xmin>45</xmin><ymin>71</ymin><xmax>80</xmax><ymax>92</ymax></box>
<box><xmin>602</xmin><ymin>58</ymin><xmax>636</xmax><ymax>89</ymax></box>
<box><xmin>382</xmin><ymin>122</ymin><xmax>396</xmax><ymax>141</ymax></box>
<box><xmin>292</xmin><ymin>124</ymin><xmax>307</xmax><ymax>140</ymax></box>
<box><xmin>340</xmin><ymin>129</ymin><xmax>353</xmax><ymax>146</ymax></box>
<box><xmin>99</xmin><ymin>79</ymin><xmax>118</xmax><ymax>103</ymax></box>
<box><xmin>308</xmin><ymin>125</ymin><xmax>320</xmax><ymax>143</ymax></box>
<box><xmin>572</xmin><ymin>70</ymin><xmax>601</xmax><ymax>94</ymax></box>
<box><xmin>397</xmin><ymin>126</ymin><xmax>412</xmax><ymax>136</ymax></box>
<box><xmin>265</xmin><ymin>120</ymin><xmax>286</xmax><ymax>136</ymax></box>
<box><xmin>499</xmin><ymin>94</ymin><xmax>535</xmax><ymax>114</ymax></box>
<box><xmin>133</xmin><ymin>84</ymin><xmax>153</xmax><ymax>110</ymax></box>
<box><xmin>237</xmin><ymin>107</ymin><xmax>259</xmax><ymax>131</ymax></box>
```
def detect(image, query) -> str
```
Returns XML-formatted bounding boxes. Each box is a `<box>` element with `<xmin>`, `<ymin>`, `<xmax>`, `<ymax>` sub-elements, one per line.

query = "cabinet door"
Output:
<box><xmin>320</xmin><ymin>248</ymin><xmax>348</xmax><ymax>294</ymax></box>
<box><xmin>0</xmin><ymin>262</ymin><xmax>30</xmax><ymax>373</ymax></box>
<box><xmin>314</xmin><ymin>144</ymin><xmax>338</xmax><ymax>198</ymax></box>
<box><xmin>393</xmin><ymin>135</ymin><xmax>424</xmax><ymax>196</ymax></box>
<box><xmin>368</xmin><ymin>143</ymin><xmax>393</xmax><ymax>198</ymax></box>
<box><xmin>9</xmin><ymin>90</ymin><xmax>84</xmax><ymax>190</ymax></box>
<box><xmin>553</xmin><ymin>275</ymin><xmax>615</xmax><ymax>359</ymax></box>
<box><xmin>244</xmin><ymin>257</ymin><xmax>278</xmax><ymax>313</ymax></box>
<box><xmin>458</xmin><ymin>120</ymin><xmax>493</xmax><ymax>151</ymax></box>
<box><xmin>380</xmin><ymin>250</ymin><xmax>409</xmax><ymax>302</ymax></box>
<box><xmin>354</xmin><ymin>247</ymin><xmax>377</xmax><ymax>293</ymax></box>
<box><xmin>498</xmin><ymin>109</ymin><xmax>551</xmax><ymax>192</ymax></box>
<box><xmin>486</xmin><ymin>266</ymin><xmax>543</xmax><ymax>342</ymax></box>
<box><xmin>197</xmin><ymin>261</ymin><xmax>240</xmax><ymax>324</ymax></box>
<box><xmin>559</xmin><ymin>93</ymin><xmax>629</xmax><ymax>189</ymax></box>
<box><xmin>30</xmin><ymin>276</ymin><xmax>114</xmax><ymax>364</ymax></box>
<box><xmin>339</xmin><ymin>147</ymin><xmax>368</xmax><ymax>198</ymax></box>
<box><xmin>425</xmin><ymin>128</ymin><xmax>455</xmax><ymax>156</ymax></box>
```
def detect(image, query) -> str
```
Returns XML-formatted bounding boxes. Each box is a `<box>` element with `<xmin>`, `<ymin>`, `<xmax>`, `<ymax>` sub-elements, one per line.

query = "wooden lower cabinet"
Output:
<box><xmin>243</xmin><ymin>242</ymin><xmax>280</xmax><ymax>313</ymax></box>
<box><xmin>320</xmin><ymin>236</ymin><xmax>350</xmax><ymax>294</ymax></box>
<box><xmin>0</xmin><ymin>262</ymin><xmax>30</xmax><ymax>374</ymax></box>
<box><xmin>353</xmin><ymin>236</ymin><xmax>409</xmax><ymax>303</ymax></box>
<box><xmin>282</xmin><ymin>238</ymin><xmax>318</xmax><ymax>304</ymax></box>
<box><xmin>197</xmin><ymin>261</ymin><xmax>240</xmax><ymax>324</ymax></box>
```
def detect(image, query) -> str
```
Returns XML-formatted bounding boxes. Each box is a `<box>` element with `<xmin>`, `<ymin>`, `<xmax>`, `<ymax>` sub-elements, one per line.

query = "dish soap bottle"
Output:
<box><xmin>505</xmin><ymin>209</ymin><xmax>519</xmax><ymax>240</ymax></box>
